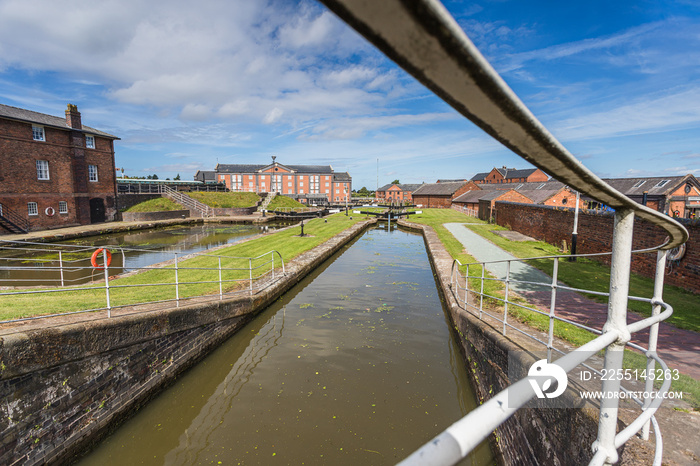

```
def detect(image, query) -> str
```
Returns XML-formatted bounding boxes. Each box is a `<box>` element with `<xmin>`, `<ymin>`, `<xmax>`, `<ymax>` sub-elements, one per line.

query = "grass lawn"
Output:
<box><xmin>0</xmin><ymin>214</ymin><xmax>367</xmax><ymax>320</ymax></box>
<box><xmin>267</xmin><ymin>195</ymin><xmax>305</xmax><ymax>210</ymax></box>
<box><xmin>123</xmin><ymin>198</ymin><xmax>185</xmax><ymax>212</ymax></box>
<box><xmin>462</xmin><ymin>223</ymin><xmax>700</xmax><ymax>333</ymax></box>
<box><xmin>407</xmin><ymin>209</ymin><xmax>699</xmax><ymax>408</ymax></box>
<box><xmin>188</xmin><ymin>191</ymin><xmax>260</xmax><ymax>208</ymax></box>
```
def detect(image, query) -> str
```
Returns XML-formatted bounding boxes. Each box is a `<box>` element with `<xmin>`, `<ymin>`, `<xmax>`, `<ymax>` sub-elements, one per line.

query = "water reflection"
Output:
<box><xmin>78</xmin><ymin>226</ymin><xmax>492</xmax><ymax>465</ymax></box>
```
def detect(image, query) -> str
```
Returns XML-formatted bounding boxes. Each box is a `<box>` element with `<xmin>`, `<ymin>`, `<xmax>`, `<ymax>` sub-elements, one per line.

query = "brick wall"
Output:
<box><xmin>495</xmin><ymin>201</ymin><xmax>700</xmax><ymax>294</ymax></box>
<box><xmin>0</xmin><ymin>118</ymin><xmax>117</xmax><ymax>233</ymax></box>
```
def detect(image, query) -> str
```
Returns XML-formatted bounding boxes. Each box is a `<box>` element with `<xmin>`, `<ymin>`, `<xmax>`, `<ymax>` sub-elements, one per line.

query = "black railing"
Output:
<box><xmin>0</xmin><ymin>202</ymin><xmax>29</xmax><ymax>234</ymax></box>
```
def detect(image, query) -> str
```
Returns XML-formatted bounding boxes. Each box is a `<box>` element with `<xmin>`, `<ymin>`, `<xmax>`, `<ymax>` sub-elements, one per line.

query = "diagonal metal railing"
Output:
<box><xmin>161</xmin><ymin>185</ymin><xmax>213</xmax><ymax>218</ymax></box>
<box><xmin>317</xmin><ymin>0</ymin><xmax>689</xmax><ymax>464</ymax></box>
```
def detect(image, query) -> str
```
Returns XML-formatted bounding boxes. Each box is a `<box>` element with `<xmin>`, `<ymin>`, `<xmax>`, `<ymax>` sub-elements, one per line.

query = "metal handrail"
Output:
<box><xmin>316</xmin><ymin>1</ymin><xmax>689</xmax><ymax>464</ymax></box>
<box><xmin>0</xmin><ymin>242</ymin><xmax>286</xmax><ymax>322</ymax></box>
<box><xmin>0</xmin><ymin>202</ymin><xmax>29</xmax><ymax>233</ymax></box>
<box><xmin>161</xmin><ymin>185</ymin><xmax>213</xmax><ymax>217</ymax></box>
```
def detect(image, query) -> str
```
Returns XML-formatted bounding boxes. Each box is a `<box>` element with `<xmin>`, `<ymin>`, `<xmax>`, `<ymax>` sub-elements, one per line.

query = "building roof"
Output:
<box><xmin>333</xmin><ymin>172</ymin><xmax>352</xmax><ymax>182</ymax></box>
<box><xmin>453</xmin><ymin>189</ymin><xmax>533</xmax><ymax>203</ymax></box>
<box><xmin>470</xmin><ymin>172</ymin><xmax>489</xmax><ymax>182</ymax></box>
<box><xmin>413</xmin><ymin>181</ymin><xmax>466</xmax><ymax>196</ymax></box>
<box><xmin>377</xmin><ymin>183</ymin><xmax>422</xmax><ymax>192</ymax></box>
<box><xmin>215</xmin><ymin>163</ymin><xmax>334</xmax><ymax>174</ymax></box>
<box><xmin>0</xmin><ymin>103</ymin><xmax>119</xmax><ymax>139</ymax></box>
<box><xmin>522</xmin><ymin>189</ymin><xmax>562</xmax><ymax>204</ymax></box>
<box><xmin>499</xmin><ymin>167</ymin><xmax>541</xmax><ymax>180</ymax></box>
<box><xmin>437</xmin><ymin>179</ymin><xmax>467</xmax><ymax>183</ymax></box>
<box><xmin>194</xmin><ymin>170</ymin><xmax>217</xmax><ymax>182</ymax></box>
<box><xmin>601</xmin><ymin>176</ymin><xmax>694</xmax><ymax>197</ymax></box>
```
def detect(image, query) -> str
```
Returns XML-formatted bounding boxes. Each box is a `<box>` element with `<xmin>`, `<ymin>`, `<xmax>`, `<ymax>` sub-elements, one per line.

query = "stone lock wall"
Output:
<box><xmin>494</xmin><ymin>201</ymin><xmax>700</xmax><ymax>294</ymax></box>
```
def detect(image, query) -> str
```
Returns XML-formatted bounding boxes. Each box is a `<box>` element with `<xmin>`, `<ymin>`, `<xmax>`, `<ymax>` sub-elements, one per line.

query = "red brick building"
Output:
<box><xmin>0</xmin><ymin>103</ymin><xmax>119</xmax><ymax>234</ymax></box>
<box><xmin>215</xmin><ymin>158</ymin><xmax>351</xmax><ymax>204</ymax></box>
<box><xmin>411</xmin><ymin>181</ymin><xmax>474</xmax><ymax>208</ymax></box>
<box><xmin>471</xmin><ymin>166</ymin><xmax>549</xmax><ymax>185</ymax></box>
<box><xmin>598</xmin><ymin>175</ymin><xmax>700</xmax><ymax>218</ymax></box>
<box><xmin>375</xmin><ymin>183</ymin><xmax>423</xmax><ymax>203</ymax></box>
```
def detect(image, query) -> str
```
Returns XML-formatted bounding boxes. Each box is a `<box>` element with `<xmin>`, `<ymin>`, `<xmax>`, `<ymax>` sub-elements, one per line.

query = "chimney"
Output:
<box><xmin>65</xmin><ymin>103</ymin><xmax>82</xmax><ymax>129</ymax></box>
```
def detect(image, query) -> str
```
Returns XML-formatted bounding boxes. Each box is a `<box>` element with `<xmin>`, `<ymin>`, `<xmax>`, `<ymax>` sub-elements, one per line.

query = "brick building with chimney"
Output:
<box><xmin>0</xmin><ymin>103</ymin><xmax>119</xmax><ymax>233</ymax></box>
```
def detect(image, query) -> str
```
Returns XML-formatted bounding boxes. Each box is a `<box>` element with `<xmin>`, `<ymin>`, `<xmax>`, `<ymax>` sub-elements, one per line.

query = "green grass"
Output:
<box><xmin>267</xmin><ymin>195</ymin><xmax>305</xmax><ymax>210</ymax></box>
<box><xmin>188</xmin><ymin>191</ymin><xmax>260</xmax><ymax>208</ymax></box>
<box><xmin>407</xmin><ymin>209</ymin><xmax>699</xmax><ymax>407</ymax></box>
<box><xmin>124</xmin><ymin>198</ymin><xmax>185</xmax><ymax>212</ymax></box>
<box><xmin>462</xmin><ymin>223</ymin><xmax>700</xmax><ymax>333</ymax></box>
<box><xmin>0</xmin><ymin>214</ymin><xmax>365</xmax><ymax>320</ymax></box>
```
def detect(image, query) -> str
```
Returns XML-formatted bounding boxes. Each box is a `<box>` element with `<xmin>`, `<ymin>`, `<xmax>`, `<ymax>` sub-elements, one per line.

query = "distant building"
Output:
<box><xmin>0</xmin><ymin>103</ymin><xmax>119</xmax><ymax>234</ymax></box>
<box><xmin>471</xmin><ymin>166</ymin><xmax>549</xmax><ymax>185</ymax></box>
<box><xmin>598</xmin><ymin>175</ymin><xmax>700</xmax><ymax>218</ymax></box>
<box><xmin>375</xmin><ymin>183</ymin><xmax>423</xmax><ymax>203</ymax></box>
<box><xmin>412</xmin><ymin>181</ymin><xmax>474</xmax><ymax>208</ymax></box>
<box><xmin>214</xmin><ymin>157</ymin><xmax>351</xmax><ymax>204</ymax></box>
<box><xmin>194</xmin><ymin>170</ymin><xmax>217</xmax><ymax>184</ymax></box>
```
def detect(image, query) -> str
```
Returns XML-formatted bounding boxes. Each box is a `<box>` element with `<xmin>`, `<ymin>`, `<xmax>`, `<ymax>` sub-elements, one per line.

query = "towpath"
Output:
<box><xmin>444</xmin><ymin>223</ymin><xmax>700</xmax><ymax>380</ymax></box>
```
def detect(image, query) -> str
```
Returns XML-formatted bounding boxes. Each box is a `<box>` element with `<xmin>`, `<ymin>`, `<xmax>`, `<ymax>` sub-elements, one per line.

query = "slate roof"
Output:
<box><xmin>0</xmin><ymin>103</ymin><xmax>119</xmax><ymax>139</ymax></box>
<box><xmin>601</xmin><ymin>176</ymin><xmax>692</xmax><ymax>197</ymax></box>
<box><xmin>499</xmin><ymin>168</ymin><xmax>540</xmax><ymax>180</ymax></box>
<box><xmin>453</xmin><ymin>189</ymin><xmax>533</xmax><ymax>203</ymax></box>
<box><xmin>377</xmin><ymin>183</ymin><xmax>422</xmax><ymax>192</ymax></box>
<box><xmin>333</xmin><ymin>172</ymin><xmax>352</xmax><ymax>182</ymax></box>
<box><xmin>470</xmin><ymin>172</ymin><xmax>489</xmax><ymax>182</ymax></box>
<box><xmin>216</xmin><ymin>163</ymin><xmax>334</xmax><ymax>174</ymax></box>
<box><xmin>413</xmin><ymin>181</ymin><xmax>466</xmax><ymax>196</ymax></box>
<box><xmin>194</xmin><ymin>170</ymin><xmax>217</xmax><ymax>182</ymax></box>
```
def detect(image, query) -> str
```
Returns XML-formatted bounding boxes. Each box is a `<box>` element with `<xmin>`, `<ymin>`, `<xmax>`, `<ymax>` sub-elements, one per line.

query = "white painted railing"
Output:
<box><xmin>0</xmin><ymin>240</ymin><xmax>285</xmax><ymax>323</ymax></box>
<box><xmin>161</xmin><ymin>185</ymin><xmax>213</xmax><ymax>218</ymax></box>
<box><xmin>318</xmin><ymin>0</ymin><xmax>689</xmax><ymax>464</ymax></box>
<box><xmin>451</xmin><ymin>205</ymin><xmax>478</xmax><ymax>218</ymax></box>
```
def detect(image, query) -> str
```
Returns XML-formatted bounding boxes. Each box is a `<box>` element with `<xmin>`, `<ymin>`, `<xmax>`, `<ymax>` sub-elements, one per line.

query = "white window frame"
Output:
<box><xmin>655</xmin><ymin>180</ymin><xmax>670</xmax><ymax>188</ymax></box>
<box><xmin>28</xmin><ymin>202</ymin><xmax>38</xmax><ymax>216</ymax></box>
<box><xmin>32</xmin><ymin>125</ymin><xmax>45</xmax><ymax>141</ymax></box>
<box><xmin>88</xmin><ymin>164</ymin><xmax>99</xmax><ymax>182</ymax></box>
<box><xmin>36</xmin><ymin>160</ymin><xmax>50</xmax><ymax>180</ymax></box>
<box><xmin>632</xmin><ymin>180</ymin><xmax>646</xmax><ymax>188</ymax></box>
<box><xmin>85</xmin><ymin>135</ymin><xmax>95</xmax><ymax>149</ymax></box>
<box><xmin>58</xmin><ymin>201</ymin><xmax>68</xmax><ymax>214</ymax></box>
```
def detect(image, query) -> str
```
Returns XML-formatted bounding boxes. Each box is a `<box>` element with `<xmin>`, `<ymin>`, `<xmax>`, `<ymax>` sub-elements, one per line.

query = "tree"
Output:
<box><xmin>174</xmin><ymin>173</ymin><xmax>181</xmax><ymax>180</ymax></box>
<box><xmin>152</xmin><ymin>174</ymin><xmax>159</xmax><ymax>180</ymax></box>
<box><xmin>391</xmin><ymin>179</ymin><xmax>400</xmax><ymax>185</ymax></box>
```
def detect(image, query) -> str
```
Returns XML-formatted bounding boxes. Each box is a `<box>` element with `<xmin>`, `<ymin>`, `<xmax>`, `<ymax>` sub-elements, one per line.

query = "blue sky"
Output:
<box><xmin>1</xmin><ymin>0</ymin><xmax>699</xmax><ymax>190</ymax></box>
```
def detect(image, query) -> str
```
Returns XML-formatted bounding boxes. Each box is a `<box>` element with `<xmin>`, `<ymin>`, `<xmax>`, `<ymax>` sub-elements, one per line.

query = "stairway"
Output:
<box><xmin>258</xmin><ymin>192</ymin><xmax>276</xmax><ymax>212</ymax></box>
<box><xmin>161</xmin><ymin>185</ymin><xmax>213</xmax><ymax>218</ymax></box>
<box><xmin>0</xmin><ymin>203</ymin><xmax>29</xmax><ymax>234</ymax></box>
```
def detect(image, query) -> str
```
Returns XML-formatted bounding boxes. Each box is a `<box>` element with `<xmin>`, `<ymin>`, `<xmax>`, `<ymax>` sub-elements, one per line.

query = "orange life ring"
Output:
<box><xmin>45</xmin><ymin>207</ymin><xmax>55</xmax><ymax>217</ymax></box>
<box><xmin>91</xmin><ymin>248</ymin><xmax>112</xmax><ymax>268</ymax></box>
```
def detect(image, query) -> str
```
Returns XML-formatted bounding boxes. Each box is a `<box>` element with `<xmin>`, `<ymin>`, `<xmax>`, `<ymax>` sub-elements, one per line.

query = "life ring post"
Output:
<box><xmin>91</xmin><ymin>248</ymin><xmax>112</xmax><ymax>268</ymax></box>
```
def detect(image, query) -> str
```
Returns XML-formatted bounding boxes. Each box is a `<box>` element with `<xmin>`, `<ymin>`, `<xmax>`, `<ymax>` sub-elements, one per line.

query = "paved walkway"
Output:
<box><xmin>445</xmin><ymin>223</ymin><xmax>700</xmax><ymax>380</ymax></box>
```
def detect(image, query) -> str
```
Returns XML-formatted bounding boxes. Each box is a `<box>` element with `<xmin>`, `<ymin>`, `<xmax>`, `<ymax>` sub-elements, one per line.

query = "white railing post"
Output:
<box><xmin>593</xmin><ymin>208</ymin><xmax>634</xmax><ymax>465</ymax></box>
<box><xmin>503</xmin><ymin>261</ymin><xmax>510</xmax><ymax>335</ymax></box>
<box><xmin>642</xmin><ymin>249</ymin><xmax>669</xmax><ymax>440</ymax></box>
<box><xmin>249</xmin><ymin>258</ymin><xmax>253</xmax><ymax>295</ymax></box>
<box><xmin>547</xmin><ymin>258</ymin><xmax>559</xmax><ymax>362</ymax></box>
<box><xmin>271</xmin><ymin>252</ymin><xmax>275</xmax><ymax>281</ymax></box>
<box><xmin>464</xmin><ymin>264</ymin><xmax>469</xmax><ymax>308</ymax></box>
<box><xmin>102</xmin><ymin>249</ymin><xmax>111</xmax><ymax>318</ymax></box>
<box><xmin>174</xmin><ymin>253</ymin><xmax>180</xmax><ymax>307</ymax></box>
<box><xmin>479</xmin><ymin>265</ymin><xmax>484</xmax><ymax>319</ymax></box>
<box><xmin>218</xmin><ymin>256</ymin><xmax>223</xmax><ymax>300</ymax></box>
<box><xmin>58</xmin><ymin>250</ymin><xmax>65</xmax><ymax>287</ymax></box>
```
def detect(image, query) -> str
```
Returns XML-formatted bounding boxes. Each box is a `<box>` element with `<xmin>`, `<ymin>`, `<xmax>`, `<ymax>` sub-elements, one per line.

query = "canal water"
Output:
<box><xmin>0</xmin><ymin>223</ymin><xmax>284</xmax><ymax>287</ymax></box>
<box><xmin>78</xmin><ymin>225</ymin><xmax>493</xmax><ymax>465</ymax></box>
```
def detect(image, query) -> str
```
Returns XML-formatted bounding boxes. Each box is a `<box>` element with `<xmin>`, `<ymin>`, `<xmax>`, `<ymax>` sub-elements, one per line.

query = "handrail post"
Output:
<box><xmin>464</xmin><ymin>264</ymin><xmax>469</xmax><ymax>308</ymax></box>
<box><xmin>547</xmin><ymin>258</ymin><xmax>559</xmax><ymax>362</ymax></box>
<box><xmin>59</xmin><ymin>250</ymin><xmax>65</xmax><ymax>287</ymax></box>
<box><xmin>102</xmin><ymin>249</ymin><xmax>111</xmax><ymax>318</ymax></box>
<box><xmin>174</xmin><ymin>253</ymin><xmax>180</xmax><ymax>307</ymax></box>
<box><xmin>593</xmin><ymin>208</ymin><xmax>634</xmax><ymax>465</ymax></box>
<box><xmin>503</xmin><ymin>261</ymin><xmax>510</xmax><ymax>335</ymax></box>
<box><xmin>218</xmin><ymin>256</ymin><xmax>223</xmax><ymax>300</ymax></box>
<box><xmin>249</xmin><ymin>258</ymin><xmax>253</xmax><ymax>295</ymax></box>
<box><xmin>642</xmin><ymin>249</ymin><xmax>668</xmax><ymax>440</ymax></box>
<box><xmin>272</xmin><ymin>251</ymin><xmax>275</xmax><ymax>281</ymax></box>
<box><xmin>479</xmin><ymin>265</ymin><xmax>484</xmax><ymax>319</ymax></box>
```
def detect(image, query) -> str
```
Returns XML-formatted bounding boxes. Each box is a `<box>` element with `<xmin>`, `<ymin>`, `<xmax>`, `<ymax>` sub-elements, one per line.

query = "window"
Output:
<box><xmin>336</xmin><ymin>189</ymin><xmax>339</xmax><ymax>194</ymax></box>
<box><xmin>655</xmin><ymin>180</ymin><xmax>670</xmax><ymax>188</ymax></box>
<box><xmin>249</xmin><ymin>175</ymin><xmax>253</xmax><ymax>179</ymax></box>
<box><xmin>28</xmin><ymin>202</ymin><xmax>38</xmax><ymax>216</ymax></box>
<box><xmin>59</xmin><ymin>201</ymin><xmax>68</xmax><ymax>214</ymax></box>
<box><xmin>36</xmin><ymin>160</ymin><xmax>50</xmax><ymax>180</ymax></box>
<box><xmin>288</xmin><ymin>182</ymin><xmax>292</xmax><ymax>187</ymax></box>
<box><xmin>536</xmin><ymin>183</ymin><xmax>546</xmax><ymax>189</ymax></box>
<box><xmin>300</xmin><ymin>181</ymin><xmax>304</xmax><ymax>186</ymax></box>
<box><xmin>88</xmin><ymin>164</ymin><xmax>99</xmax><ymax>182</ymax></box>
<box><xmin>32</xmin><ymin>125</ymin><xmax>45</xmax><ymax>141</ymax></box>
<box><xmin>85</xmin><ymin>135</ymin><xmax>95</xmax><ymax>149</ymax></box>
<box><xmin>325</xmin><ymin>182</ymin><xmax>329</xmax><ymax>187</ymax></box>
<box><xmin>632</xmin><ymin>180</ymin><xmax>646</xmax><ymax>188</ymax></box>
